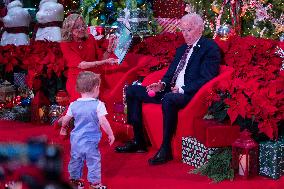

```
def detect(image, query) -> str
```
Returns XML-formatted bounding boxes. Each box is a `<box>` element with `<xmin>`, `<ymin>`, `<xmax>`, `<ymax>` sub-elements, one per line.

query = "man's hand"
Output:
<box><xmin>171</xmin><ymin>86</ymin><xmax>179</xmax><ymax>93</ymax></box>
<box><xmin>146</xmin><ymin>80</ymin><xmax>164</xmax><ymax>93</ymax></box>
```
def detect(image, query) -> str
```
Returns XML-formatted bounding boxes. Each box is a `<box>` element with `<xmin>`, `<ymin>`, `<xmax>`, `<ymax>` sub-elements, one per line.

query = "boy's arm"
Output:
<box><xmin>60</xmin><ymin>115</ymin><xmax>72</xmax><ymax>136</ymax></box>
<box><xmin>99</xmin><ymin>115</ymin><xmax>115</xmax><ymax>145</ymax></box>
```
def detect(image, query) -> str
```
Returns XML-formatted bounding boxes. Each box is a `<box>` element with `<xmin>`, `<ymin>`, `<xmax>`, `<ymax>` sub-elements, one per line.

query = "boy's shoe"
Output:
<box><xmin>89</xmin><ymin>183</ymin><xmax>107</xmax><ymax>189</ymax></box>
<box><xmin>70</xmin><ymin>179</ymin><xmax>84</xmax><ymax>189</ymax></box>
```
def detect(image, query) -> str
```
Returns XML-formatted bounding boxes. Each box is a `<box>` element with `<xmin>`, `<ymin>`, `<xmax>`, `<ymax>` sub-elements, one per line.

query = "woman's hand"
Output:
<box><xmin>78</xmin><ymin>61</ymin><xmax>91</xmax><ymax>69</ymax></box>
<box><xmin>104</xmin><ymin>58</ymin><xmax>118</xmax><ymax>65</ymax></box>
<box><xmin>107</xmin><ymin>34</ymin><xmax>118</xmax><ymax>52</ymax></box>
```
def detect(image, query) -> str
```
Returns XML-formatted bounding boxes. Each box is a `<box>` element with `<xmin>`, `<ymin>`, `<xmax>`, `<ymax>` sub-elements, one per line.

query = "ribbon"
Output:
<box><xmin>4</xmin><ymin>26</ymin><xmax>29</xmax><ymax>35</ymax></box>
<box><xmin>117</xmin><ymin>8</ymin><xmax>131</xmax><ymax>29</ymax></box>
<box><xmin>37</xmin><ymin>21</ymin><xmax>62</xmax><ymax>28</ymax></box>
<box><xmin>32</xmin><ymin>21</ymin><xmax>63</xmax><ymax>40</ymax></box>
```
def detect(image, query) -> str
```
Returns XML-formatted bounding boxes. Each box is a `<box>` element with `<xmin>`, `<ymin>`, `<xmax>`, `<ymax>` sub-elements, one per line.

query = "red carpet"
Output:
<box><xmin>0</xmin><ymin>120</ymin><xmax>283</xmax><ymax>189</ymax></box>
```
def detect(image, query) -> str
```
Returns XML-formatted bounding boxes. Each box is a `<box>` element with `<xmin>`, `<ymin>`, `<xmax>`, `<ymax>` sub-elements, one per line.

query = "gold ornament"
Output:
<box><xmin>212</xmin><ymin>6</ymin><xmax>220</xmax><ymax>14</ymax></box>
<box><xmin>274</xmin><ymin>23</ymin><xmax>284</xmax><ymax>34</ymax></box>
<box><xmin>259</xmin><ymin>0</ymin><xmax>268</xmax><ymax>4</ymax></box>
<box><xmin>211</xmin><ymin>1</ymin><xmax>220</xmax><ymax>14</ymax></box>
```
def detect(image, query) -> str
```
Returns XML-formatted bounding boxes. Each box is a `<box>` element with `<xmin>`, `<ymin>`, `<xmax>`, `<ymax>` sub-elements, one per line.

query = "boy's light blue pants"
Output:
<box><xmin>68</xmin><ymin>141</ymin><xmax>101</xmax><ymax>184</ymax></box>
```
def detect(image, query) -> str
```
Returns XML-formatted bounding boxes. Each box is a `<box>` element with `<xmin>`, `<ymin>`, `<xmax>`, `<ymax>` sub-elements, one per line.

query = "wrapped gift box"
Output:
<box><xmin>182</xmin><ymin>136</ymin><xmax>220</xmax><ymax>168</ymax></box>
<box><xmin>13</xmin><ymin>72</ymin><xmax>27</xmax><ymax>88</ymax></box>
<box><xmin>259</xmin><ymin>138</ymin><xmax>284</xmax><ymax>179</ymax></box>
<box><xmin>193</xmin><ymin>119</ymin><xmax>240</xmax><ymax>147</ymax></box>
<box><xmin>155</xmin><ymin>18</ymin><xmax>180</xmax><ymax>33</ymax></box>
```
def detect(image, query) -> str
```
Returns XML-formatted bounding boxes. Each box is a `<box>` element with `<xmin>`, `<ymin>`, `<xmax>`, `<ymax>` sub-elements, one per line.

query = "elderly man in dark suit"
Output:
<box><xmin>115</xmin><ymin>13</ymin><xmax>221</xmax><ymax>165</ymax></box>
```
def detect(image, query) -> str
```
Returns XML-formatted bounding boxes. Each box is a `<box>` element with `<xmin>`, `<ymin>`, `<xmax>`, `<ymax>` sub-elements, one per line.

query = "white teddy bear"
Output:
<box><xmin>1</xmin><ymin>0</ymin><xmax>31</xmax><ymax>46</ymax></box>
<box><xmin>35</xmin><ymin>0</ymin><xmax>64</xmax><ymax>42</ymax></box>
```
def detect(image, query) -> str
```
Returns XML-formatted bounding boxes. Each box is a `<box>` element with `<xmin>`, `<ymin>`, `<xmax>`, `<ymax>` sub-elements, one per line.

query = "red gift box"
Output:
<box><xmin>193</xmin><ymin>119</ymin><xmax>240</xmax><ymax>147</ymax></box>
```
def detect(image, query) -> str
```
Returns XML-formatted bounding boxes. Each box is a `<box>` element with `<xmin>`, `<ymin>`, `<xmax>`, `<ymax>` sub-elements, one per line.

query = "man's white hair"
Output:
<box><xmin>181</xmin><ymin>13</ymin><xmax>204</xmax><ymax>32</ymax></box>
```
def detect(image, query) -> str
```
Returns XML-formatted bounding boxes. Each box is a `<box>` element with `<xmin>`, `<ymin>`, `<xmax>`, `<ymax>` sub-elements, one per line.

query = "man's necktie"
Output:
<box><xmin>170</xmin><ymin>45</ymin><xmax>192</xmax><ymax>86</ymax></box>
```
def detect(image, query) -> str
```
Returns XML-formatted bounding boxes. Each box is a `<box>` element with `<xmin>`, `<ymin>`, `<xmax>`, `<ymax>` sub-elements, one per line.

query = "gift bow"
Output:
<box><xmin>117</xmin><ymin>8</ymin><xmax>131</xmax><ymax>29</ymax></box>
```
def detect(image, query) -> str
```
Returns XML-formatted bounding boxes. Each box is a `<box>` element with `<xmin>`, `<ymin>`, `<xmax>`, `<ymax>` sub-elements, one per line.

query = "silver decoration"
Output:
<box><xmin>217</xmin><ymin>24</ymin><xmax>231</xmax><ymax>40</ymax></box>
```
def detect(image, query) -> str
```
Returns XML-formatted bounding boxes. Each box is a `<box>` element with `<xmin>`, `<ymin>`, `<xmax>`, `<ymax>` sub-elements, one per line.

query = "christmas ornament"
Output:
<box><xmin>21</xmin><ymin>97</ymin><xmax>32</xmax><ymax>106</ymax></box>
<box><xmin>55</xmin><ymin>90</ymin><xmax>69</xmax><ymax>106</ymax></box>
<box><xmin>211</xmin><ymin>1</ymin><xmax>220</xmax><ymax>14</ymax></box>
<box><xmin>96</xmin><ymin>25</ymin><xmax>105</xmax><ymax>35</ymax></box>
<box><xmin>0</xmin><ymin>103</ymin><xmax>4</xmax><ymax>110</ymax></box>
<box><xmin>13</xmin><ymin>96</ymin><xmax>22</xmax><ymax>106</ymax></box>
<box><xmin>136</xmin><ymin>0</ymin><xmax>145</xmax><ymax>6</ymax></box>
<box><xmin>99</xmin><ymin>14</ymin><xmax>107</xmax><ymax>22</ymax></box>
<box><xmin>217</xmin><ymin>24</ymin><xmax>231</xmax><ymax>40</ymax></box>
<box><xmin>106</xmin><ymin>1</ymin><xmax>115</xmax><ymax>12</ymax></box>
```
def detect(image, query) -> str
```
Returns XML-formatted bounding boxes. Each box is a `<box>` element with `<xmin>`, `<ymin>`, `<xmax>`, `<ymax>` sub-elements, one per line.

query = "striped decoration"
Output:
<box><xmin>156</xmin><ymin>17</ymin><xmax>180</xmax><ymax>33</ymax></box>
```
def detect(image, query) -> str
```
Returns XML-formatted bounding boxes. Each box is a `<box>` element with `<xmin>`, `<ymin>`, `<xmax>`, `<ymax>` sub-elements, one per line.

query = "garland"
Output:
<box><xmin>191</xmin><ymin>148</ymin><xmax>234</xmax><ymax>182</ymax></box>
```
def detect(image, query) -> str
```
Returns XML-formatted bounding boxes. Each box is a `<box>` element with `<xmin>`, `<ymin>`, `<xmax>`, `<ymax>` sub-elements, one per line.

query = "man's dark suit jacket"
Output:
<box><xmin>161</xmin><ymin>36</ymin><xmax>221</xmax><ymax>99</ymax></box>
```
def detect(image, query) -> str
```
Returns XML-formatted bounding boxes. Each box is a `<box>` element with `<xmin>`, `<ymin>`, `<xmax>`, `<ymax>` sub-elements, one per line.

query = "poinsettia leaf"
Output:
<box><xmin>227</xmin><ymin>107</ymin><xmax>239</xmax><ymax>125</ymax></box>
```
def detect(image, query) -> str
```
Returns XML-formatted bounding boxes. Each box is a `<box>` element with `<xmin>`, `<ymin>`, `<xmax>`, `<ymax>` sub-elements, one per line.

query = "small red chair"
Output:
<box><xmin>141</xmin><ymin>65</ymin><xmax>234</xmax><ymax>158</ymax></box>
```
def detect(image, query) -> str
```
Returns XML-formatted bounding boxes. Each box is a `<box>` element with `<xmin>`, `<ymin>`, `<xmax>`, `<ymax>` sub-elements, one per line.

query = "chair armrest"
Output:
<box><xmin>182</xmin><ymin>66</ymin><xmax>234</xmax><ymax>120</ymax></box>
<box><xmin>142</xmin><ymin>68</ymin><xmax>167</xmax><ymax>86</ymax></box>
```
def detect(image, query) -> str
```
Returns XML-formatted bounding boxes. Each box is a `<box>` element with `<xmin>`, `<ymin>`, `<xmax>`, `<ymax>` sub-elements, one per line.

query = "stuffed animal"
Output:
<box><xmin>1</xmin><ymin>0</ymin><xmax>31</xmax><ymax>46</ymax></box>
<box><xmin>35</xmin><ymin>0</ymin><xmax>64</xmax><ymax>42</ymax></box>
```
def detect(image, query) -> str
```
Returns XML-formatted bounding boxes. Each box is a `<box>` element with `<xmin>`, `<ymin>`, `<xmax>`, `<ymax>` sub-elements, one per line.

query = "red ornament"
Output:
<box><xmin>232</xmin><ymin>130</ymin><xmax>259</xmax><ymax>179</ymax></box>
<box><xmin>56</xmin><ymin>90</ymin><xmax>70</xmax><ymax>106</ymax></box>
<box><xmin>0</xmin><ymin>103</ymin><xmax>4</xmax><ymax>109</ymax></box>
<box><xmin>96</xmin><ymin>26</ymin><xmax>105</xmax><ymax>35</ymax></box>
<box><xmin>5</xmin><ymin>101</ymin><xmax>13</xmax><ymax>109</ymax></box>
<box><xmin>13</xmin><ymin>96</ymin><xmax>22</xmax><ymax>105</ymax></box>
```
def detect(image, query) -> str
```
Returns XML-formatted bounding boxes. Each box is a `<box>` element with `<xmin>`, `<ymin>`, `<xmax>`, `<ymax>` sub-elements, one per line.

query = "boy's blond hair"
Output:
<box><xmin>76</xmin><ymin>71</ymin><xmax>101</xmax><ymax>93</ymax></box>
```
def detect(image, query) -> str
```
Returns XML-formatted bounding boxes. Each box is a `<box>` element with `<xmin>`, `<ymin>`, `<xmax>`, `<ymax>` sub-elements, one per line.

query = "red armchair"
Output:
<box><xmin>141</xmin><ymin>65</ymin><xmax>234</xmax><ymax>158</ymax></box>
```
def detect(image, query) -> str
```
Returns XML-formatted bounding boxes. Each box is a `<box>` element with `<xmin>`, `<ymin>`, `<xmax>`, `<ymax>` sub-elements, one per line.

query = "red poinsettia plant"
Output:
<box><xmin>0</xmin><ymin>41</ymin><xmax>66</xmax><ymax>89</ymax></box>
<box><xmin>207</xmin><ymin>36</ymin><xmax>284</xmax><ymax>139</ymax></box>
<box><xmin>131</xmin><ymin>32</ymin><xmax>185</xmax><ymax>69</ymax></box>
<box><xmin>23</xmin><ymin>41</ymin><xmax>66</xmax><ymax>88</ymax></box>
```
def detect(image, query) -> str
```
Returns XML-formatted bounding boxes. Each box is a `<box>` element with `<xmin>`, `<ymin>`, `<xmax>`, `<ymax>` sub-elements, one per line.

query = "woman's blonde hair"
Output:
<box><xmin>76</xmin><ymin>71</ymin><xmax>101</xmax><ymax>93</ymax></box>
<box><xmin>61</xmin><ymin>13</ymin><xmax>86</xmax><ymax>41</ymax></box>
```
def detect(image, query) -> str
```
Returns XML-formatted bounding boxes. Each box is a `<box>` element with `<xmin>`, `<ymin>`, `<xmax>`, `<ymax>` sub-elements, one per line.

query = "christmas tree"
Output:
<box><xmin>184</xmin><ymin>0</ymin><xmax>284</xmax><ymax>40</ymax></box>
<box><xmin>81</xmin><ymin>0</ymin><xmax>154</xmax><ymax>26</ymax></box>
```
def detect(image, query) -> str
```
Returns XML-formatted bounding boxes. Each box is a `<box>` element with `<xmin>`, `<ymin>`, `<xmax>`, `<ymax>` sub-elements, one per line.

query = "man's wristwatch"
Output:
<box><xmin>160</xmin><ymin>82</ymin><xmax>166</xmax><ymax>92</ymax></box>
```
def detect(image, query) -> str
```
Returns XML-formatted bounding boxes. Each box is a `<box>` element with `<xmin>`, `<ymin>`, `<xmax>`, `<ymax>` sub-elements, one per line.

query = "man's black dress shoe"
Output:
<box><xmin>148</xmin><ymin>148</ymin><xmax>173</xmax><ymax>165</ymax></box>
<box><xmin>115</xmin><ymin>141</ymin><xmax>147</xmax><ymax>153</ymax></box>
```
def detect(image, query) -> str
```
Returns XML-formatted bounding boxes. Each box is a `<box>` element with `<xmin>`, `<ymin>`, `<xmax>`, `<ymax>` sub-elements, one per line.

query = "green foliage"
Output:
<box><xmin>204</xmin><ymin>90</ymin><xmax>230</xmax><ymax>122</ymax></box>
<box><xmin>191</xmin><ymin>148</ymin><xmax>234</xmax><ymax>182</ymax></box>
